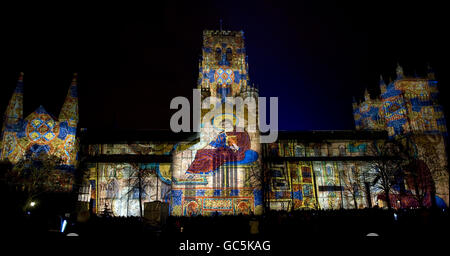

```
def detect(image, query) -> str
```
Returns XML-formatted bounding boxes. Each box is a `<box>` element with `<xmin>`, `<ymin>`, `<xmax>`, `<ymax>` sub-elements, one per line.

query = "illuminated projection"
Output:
<box><xmin>313</xmin><ymin>162</ymin><xmax>342</xmax><ymax>209</ymax></box>
<box><xmin>95</xmin><ymin>162</ymin><xmax>172</xmax><ymax>216</ymax></box>
<box><xmin>171</xmin><ymin>30</ymin><xmax>262</xmax><ymax>216</ymax></box>
<box><xmin>4</xmin><ymin>38</ymin><xmax>447</xmax><ymax>215</ymax></box>
<box><xmin>264</xmin><ymin>139</ymin><xmax>378</xmax><ymax>210</ymax></box>
<box><xmin>1</xmin><ymin>73</ymin><xmax>79</xmax><ymax>191</ymax></box>
<box><xmin>353</xmin><ymin>64</ymin><xmax>449</xmax><ymax>206</ymax></box>
<box><xmin>353</xmin><ymin>88</ymin><xmax>384</xmax><ymax>131</ymax></box>
<box><xmin>314</xmin><ymin>161</ymin><xmax>369</xmax><ymax>209</ymax></box>
<box><xmin>87</xmin><ymin>143</ymin><xmax>175</xmax><ymax>216</ymax></box>
<box><xmin>198</xmin><ymin>30</ymin><xmax>249</xmax><ymax>98</ymax></box>
<box><xmin>355</xmin><ymin>65</ymin><xmax>447</xmax><ymax>139</ymax></box>
<box><xmin>382</xmin><ymin>84</ymin><xmax>410</xmax><ymax>137</ymax></box>
<box><xmin>268</xmin><ymin>161</ymin><xmax>317</xmax><ymax>210</ymax></box>
<box><xmin>171</xmin><ymin>104</ymin><xmax>261</xmax><ymax>216</ymax></box>
<box><xmin>411</xmin><ymin>135</ymin><xmax>449</xmax><ymax>207</ymax></box>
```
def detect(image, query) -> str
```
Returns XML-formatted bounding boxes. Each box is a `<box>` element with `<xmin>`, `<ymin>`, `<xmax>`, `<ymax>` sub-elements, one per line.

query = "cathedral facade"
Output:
<box><xmin>1</xmin><ymin>73</ymin><xmax>79</xmax><ymax>192</ymax></box>
<box><xmin>1</xmin><ymin>30</ymin><xmax>448</xmax><ymax>217</ymax></box>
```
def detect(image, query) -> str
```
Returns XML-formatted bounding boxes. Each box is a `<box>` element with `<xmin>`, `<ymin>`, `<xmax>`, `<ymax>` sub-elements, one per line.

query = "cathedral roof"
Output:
<box><xmin>264</xmin><ymin>130</ymin><xmax>388</xmax><ymax>141</ymax></box>
<box><xmin>79</xmin><ymin>129</ymin><xmax>199</xmax><ymax>144</ymax></box>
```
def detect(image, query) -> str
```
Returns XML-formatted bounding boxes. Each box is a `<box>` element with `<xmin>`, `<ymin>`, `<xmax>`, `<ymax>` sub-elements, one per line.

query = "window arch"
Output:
<box><xmin>215</xmin><ymin>47</ymin><xmax>222</xmax><ymax>61</ymax></box>
<box><xmin>226</xmin><ymin>48</ymin><xmax>232</xmax><ymax>63</ymax></box>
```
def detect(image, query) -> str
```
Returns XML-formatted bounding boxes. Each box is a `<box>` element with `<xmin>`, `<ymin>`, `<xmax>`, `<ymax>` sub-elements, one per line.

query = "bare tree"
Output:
<box><xmin>365</xmin><ymin>140</ymin><xmax>406</xmax><ymax>210</ymax></box>
<box><xmin>125</xmin><ymin>163</ymin><xmax>154</xmax><ymax>218</ymax></box>
<box><xmin>245</xmin><ymin>161</ymin><xmax>269</xmax><ymax>213</ymax></box>
<box><xmin>340</xmin><ymin>167</ymin><xmax>364</xmax><ymax>209</ymax></box>
<box><xmin>5</xmin><ymin>152</ymin><xmax>72</xmax><ymax>212</ymax></box>
<box><xmin>124</xmin><ymin>163</ymin><xmax>173</xmax><ymax>218</ymax></box>
<box><xmin>404</xmin><ymin>158</ymin><xmax>434</xmax><ymax>208</ymax></box>
<box><xmin>401</xmin><ymin>134</ymin><xmax>446</xmax><ymax>208</ymax></box>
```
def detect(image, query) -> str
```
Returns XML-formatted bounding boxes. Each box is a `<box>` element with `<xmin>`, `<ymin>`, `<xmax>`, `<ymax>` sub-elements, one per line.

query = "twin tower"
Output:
<box><xmin>2</xmin><ymin>30</ymin><xmax>448</xmax><ymax>215</ymax></box>
<box><xmin>0</xmin><ymin>73</ymin><xmax>79</xmax><ymax>170</ymax></box>
<box><xmin>353</xmin><ymin>64</ymin><xmax>447</xmax><ymax>139</ymax></box>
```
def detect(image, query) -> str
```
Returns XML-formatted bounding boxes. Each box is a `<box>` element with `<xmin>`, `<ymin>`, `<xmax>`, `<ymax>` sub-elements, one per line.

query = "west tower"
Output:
<box><xmin>353</xmin><ymin>64</ymin><xmax>449</xmax><ymax>206</ymax></box>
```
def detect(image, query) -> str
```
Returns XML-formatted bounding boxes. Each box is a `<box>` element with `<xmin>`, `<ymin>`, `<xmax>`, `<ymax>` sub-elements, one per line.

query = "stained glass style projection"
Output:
<box><xmin>96</xmin><ymin>162</ymin><xmax>172</xmax><ymax>216</ymax></box>
<box><xmin>171</xmin><ymin>30</ymin><xmax>261</xmax><ymax>216</ymax></box>
<box><xmin>1</xmin><ymin>73</ymin><xmax>79</xmax><ymax>191</ymax></box>
<box><xmin>268</xmin><ymin>161</ymin><xmax>317</xmax><ymax>210</ymax></box>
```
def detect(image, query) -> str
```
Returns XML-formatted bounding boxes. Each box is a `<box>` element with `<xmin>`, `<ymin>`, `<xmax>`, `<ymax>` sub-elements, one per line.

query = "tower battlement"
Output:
<box><xmin>198</xmin><ymin>29</ymin><xmax>249</xmax><ymax>98</ymax></box>
<box><xmin>353</xmin><ymin>64</ymin><xmax>447</xmax><ymax>138</ymax></box>
<box><xmin>203</xmin><ymin>30</ymin><xmax>245</xmax><ymax>38</ymax></box>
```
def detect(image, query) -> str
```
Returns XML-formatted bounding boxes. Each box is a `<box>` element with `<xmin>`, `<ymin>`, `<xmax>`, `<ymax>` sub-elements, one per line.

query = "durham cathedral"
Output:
<box><xmin>1</xmin><ymin>29</ymin><xmax>448</xmax><ymax>217</ymax></box>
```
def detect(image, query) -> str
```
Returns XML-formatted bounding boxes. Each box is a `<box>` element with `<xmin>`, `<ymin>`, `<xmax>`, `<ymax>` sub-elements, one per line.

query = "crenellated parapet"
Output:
<box><xmin>198</xmin><ymin>30</ymin><xmax>249</xmax><ymax>98</ymax></box>
<box><xmin>353</xmin><ymin>63</ymin><xmax>447</xmax><ymax>139</ymax></box>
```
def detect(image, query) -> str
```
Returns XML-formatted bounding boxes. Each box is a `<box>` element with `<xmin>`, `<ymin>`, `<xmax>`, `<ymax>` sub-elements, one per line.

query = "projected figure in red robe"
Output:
<box><xmin>186</xmin><ymin>121</ymin><xmax>258</xmax><ymax>174</ymax></box>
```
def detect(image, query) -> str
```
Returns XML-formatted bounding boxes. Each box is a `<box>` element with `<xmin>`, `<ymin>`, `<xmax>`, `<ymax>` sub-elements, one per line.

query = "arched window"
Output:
<box><xmin>226</xmin><ymin>48</ymin><xmax>232</xmax><ymax>63</ymax></box>
<box><xmin>106</xmin><ymin>178</ymin><xmax>119</xmax><ymax>199</ymax></box>
<box><xmin>215</xmin><ymin>48</ymin><xmax>222</xmax><ymax>61</ymax></box>
<box><xmin>295</xmin><ymin>145</ymin><xmax>304</xmax><ymax>157</ymax></box>
<box><xmin>339</xmin><ymin>145</ymin><xmax>346</xmax><ymax>156</ymax></box>
<box><xmin>314</xmin><ymin>144</ymin><xmax>321</xmax><ymax>156</ymax></box>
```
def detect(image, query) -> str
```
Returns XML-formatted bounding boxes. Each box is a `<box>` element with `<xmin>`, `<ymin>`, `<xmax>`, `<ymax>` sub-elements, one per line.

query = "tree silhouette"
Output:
<box><xmin>5</xmin><ymin>152</ymin><xmax>73</xmax><ymax>212</ymax></box>
<box><xmin>365</xmin><ymin>140</ymin><xmax>406</xmax><ymax>210</ymax></box>
<box><xmin>340</xmin><ymin>165</ymin><xmax>364</xmax><ymax>209</ymax></box>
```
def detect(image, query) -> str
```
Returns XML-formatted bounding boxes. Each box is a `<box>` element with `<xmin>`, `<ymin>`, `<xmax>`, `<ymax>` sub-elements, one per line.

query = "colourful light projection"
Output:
<box><xmin>353</xmin><ymin>67</ymin><xmax>449</xmax><ymax>207</ymax></box>
<box><xmin>95</xmin><ymin>162</ymin><xmax>172</xmax><ymax>216</ymax></box>
<box><xmin>171</xmin><ymin>30</ymin><xmax>261</xmax><ymax>216</ymax></box>
<box><xmin>314</xmin><ymin>162</ymin><xmax>341</xmax><ymax>209</ymax></box>
<box><xmin>172</xmin><ymin>109</ymin><xmax>261</xmax><ymax>216</ymax></box>
<box><xmin>198</xmin><ymin>30</ymin><xmax>249</xmax><ymax>97</ymax></box>
<box><xmin>411</xmin><ymin>135</ymin><xmax>449</xmax><ymax>206</ymax></box>
<box><xmin>353</xmin><ymin>88</ymin><xmax>384</xmax><ymax>131</ymax></box>
<box><xmin>382</xmin><ymin>83</ymin><xmax>410</xmax><ymax>137</ymax></box>
<box><xmin>264</xmin><ymin>140</ymin><xmax>378</xmax><ymax>210</ymax></box>
<box><xmin>354</xmin><ymin>68</ymin><xmax>447</xmax><ymax>138</ymax></box>
<box><xmin>87</xmin><ymin>143</ymin><xmax>175</xmax><ymax>216</ymax></box>
<box><xmin>186</xmin><ymin>130</ymin><xmax>258</xmax><ymax>174</ymax></box>
<box><xmin>374</xmin><ymin>135</ymin><xmax>449</xmax><ymax>208</ymax></box>
<box><xmin>268</xmin><ymin>161</ymin><xmax>317</xmax><ymax>210</ymax></box>
<box><xmin>1</xmin><ymin>73</ymin><xmax>79</xmax><ymax>173</ymax></box>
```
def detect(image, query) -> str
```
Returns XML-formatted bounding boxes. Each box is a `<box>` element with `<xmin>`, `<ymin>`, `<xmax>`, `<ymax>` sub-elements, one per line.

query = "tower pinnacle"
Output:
<box><xmin>4</xmin><ymin>72</ymin><xmax>24</xmax><ymax>122</ymax></box>
<box><xmin>380</xmin><ymin>75</ymin><xmax>386</xmax><ymax>94</ymax></box>
<box><xmin>364</xmin><ymin>88</ymin><xmax>370</xmax><ymax>101</ymax></box>
<box><xmin>352</xmin><ymin>96</ymin><xmax>358</xmax><ymax>110</ymax></box>
<box><xmin>59</xmin><ymin>73</ymin><xmax>79</xmax><ymax>126</ymax></box>
<box><xmin>427</xmin><ymin>63</ymin><xmax>435</xmax><ymax>80</ymax></box>
<box><xmin>396</xmin><ymin>62</ymin><xmax>404</xmax><ymax>79</ymax></box>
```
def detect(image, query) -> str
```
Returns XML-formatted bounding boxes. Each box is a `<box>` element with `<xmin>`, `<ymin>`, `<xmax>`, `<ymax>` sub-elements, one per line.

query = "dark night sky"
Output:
<box><xmin>1</xmin><ymin>1</ymin><xmax>448</xmax><ymax>131</ymax></box>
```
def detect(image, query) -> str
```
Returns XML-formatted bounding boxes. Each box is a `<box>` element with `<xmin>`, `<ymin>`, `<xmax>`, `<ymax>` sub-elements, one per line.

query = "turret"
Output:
<box><xmin>241</xmin><ymin>83</ymin><xmax>259</xmax><ymax>100</ymax></box>
<box><xmin>352</xmin><ymin>96</ymin><xmax>358</xmax><ymax>111</ymax></box>
<box><xmin>1</xmin><ymin>72</ymin><xmax>24</xmax><ymax>160</ymax></box>
<box><xmin>396</xmin><ymin>62</ymin><xmax>404</xmax><ymax>80</ymax></box>
<box><xmin>364</xmin><ymin>88</ymin><xmax>370</xmax><ymax>101</ymax></box>
<box><xmin>427</xmin><ymin>63</ymin><xmax>435</xmax><ymax>80</ymax></box>
<box><xmin>59</xmin><ymin>73</ymin><xmax>79</xmax><ymax>127</ymax></box>
<box><xmin>3</xmin><ymin>72</ymin><xmax>24</xmax><ymax>130</ymax></box>
<box><xmin>379</xmin><ymin>75</ymin><xmax>386</xmax><ymax>94</ymax></box>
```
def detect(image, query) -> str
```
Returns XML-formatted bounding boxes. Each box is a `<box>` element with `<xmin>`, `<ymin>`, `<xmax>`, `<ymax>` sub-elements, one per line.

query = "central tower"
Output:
<box><xmin>170</xmin><ymin>30</ymin><xmax>262</xmax><ymax>216</ymax></box>
<box><xmin>198</xmin><ymin>30</ymin><xmax>249</xmax><ymax>98</ymax></box>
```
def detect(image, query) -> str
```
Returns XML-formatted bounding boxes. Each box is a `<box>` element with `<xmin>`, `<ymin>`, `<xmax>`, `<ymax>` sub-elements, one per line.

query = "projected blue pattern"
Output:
<box><xmin>354</xmin><ymin>72</ymin><xmax>448</xmax><ymax>139</ymax></box>
<box><xmin>1</xmin><ymin>74</ymin><xmax>78</xmax><ymax>171</ymax></box>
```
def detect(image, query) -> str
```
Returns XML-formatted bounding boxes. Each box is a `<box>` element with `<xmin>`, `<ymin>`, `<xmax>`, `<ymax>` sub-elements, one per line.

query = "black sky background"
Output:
<box><xmin>1</xmin><ymin>0</ymin><xmax>448</xmax><ymax>132</ymax></box>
